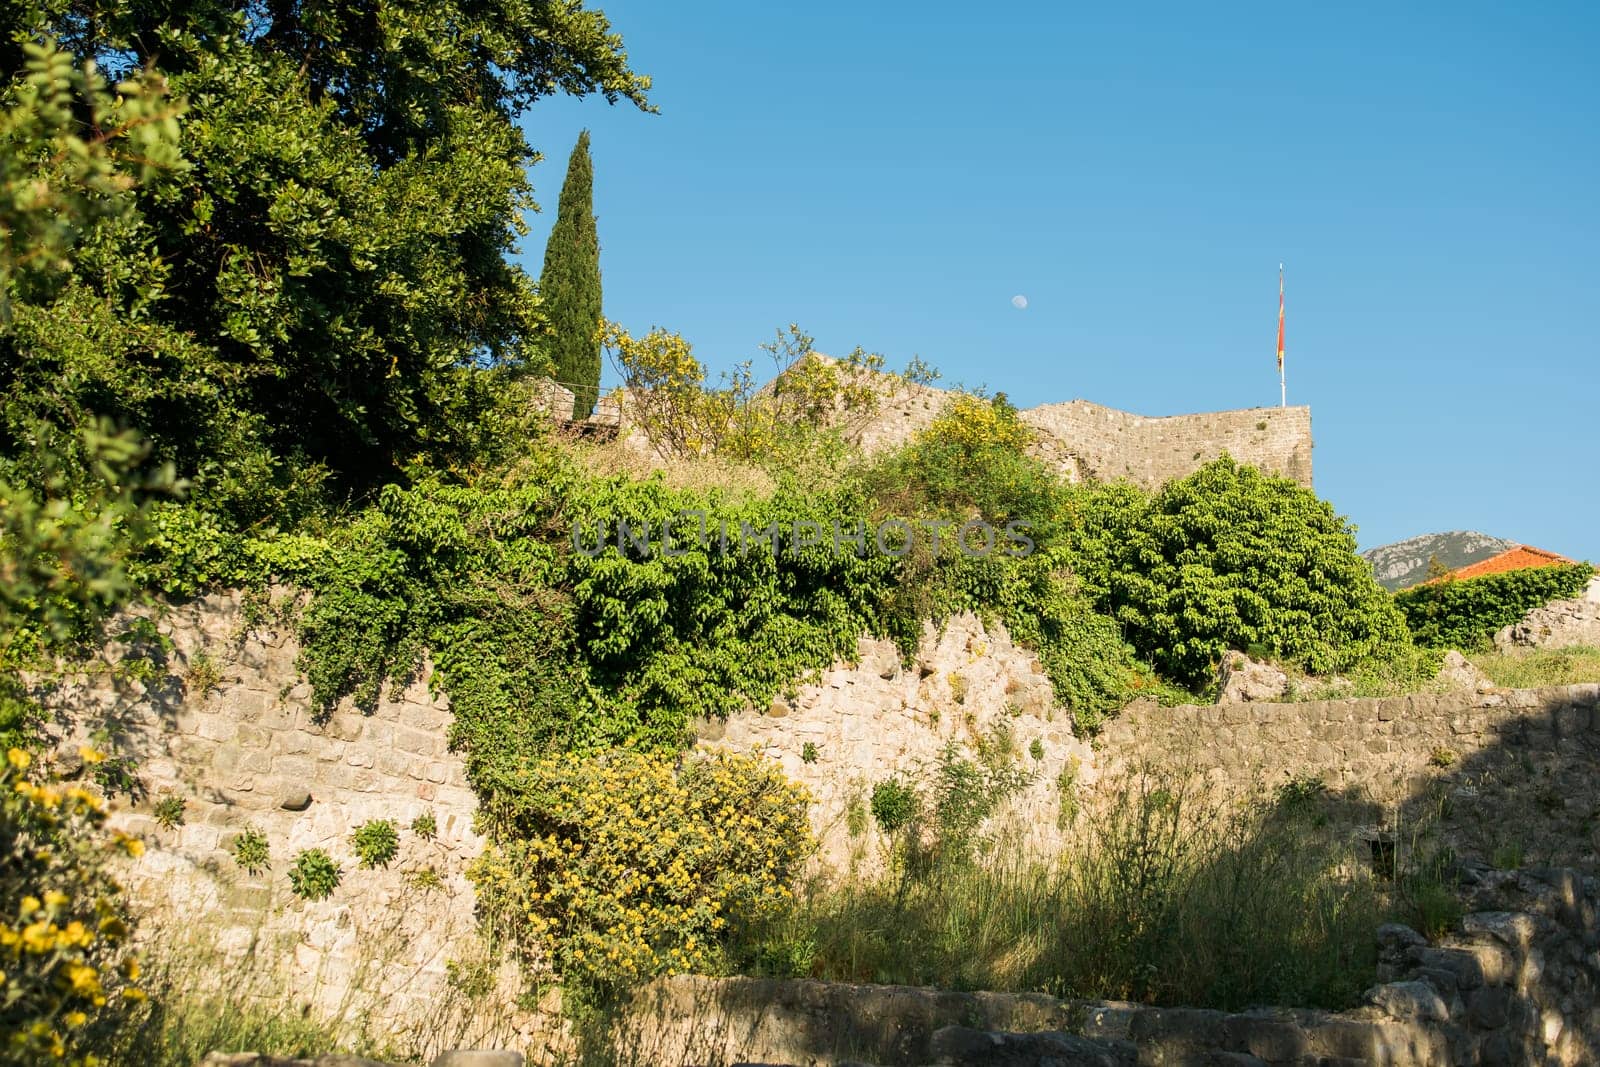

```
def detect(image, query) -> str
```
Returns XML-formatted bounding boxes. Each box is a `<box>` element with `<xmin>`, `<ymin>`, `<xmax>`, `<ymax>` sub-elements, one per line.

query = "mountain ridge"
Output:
<box><xmin>1362</xmin><ymin>530</ymin><xmax>1519</xmax><ymax>591</ymax></box>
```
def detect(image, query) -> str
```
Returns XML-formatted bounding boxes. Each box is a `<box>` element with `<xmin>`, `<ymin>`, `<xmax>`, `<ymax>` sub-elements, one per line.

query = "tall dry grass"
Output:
<box><xmin>748</xmin><ymin>765</ymin><xmax>1403</xmax><ymax>1012</ymax></box>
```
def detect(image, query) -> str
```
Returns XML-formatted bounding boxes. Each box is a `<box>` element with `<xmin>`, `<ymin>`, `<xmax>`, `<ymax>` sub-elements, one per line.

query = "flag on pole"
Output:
<box><xmin>1276</xmin><ymin>265</ymin><xmax>1285</xmax><ymax>371</ymax></box>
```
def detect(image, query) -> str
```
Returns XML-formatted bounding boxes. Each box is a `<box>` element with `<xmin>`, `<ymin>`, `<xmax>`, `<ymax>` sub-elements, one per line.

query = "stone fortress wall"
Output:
<box><xmin>41</xmin><ymin>594</ymin><xmax>1600</xmax><ymax>1064</ymax></box>
<box><xmin>553</xmin><ymin>365</ymin><xmax>1315</xmax><ymax>491</ymax></box>
<box><xmin>1020</xmin><ymin>398</ymin><xmax>1313</xmax><ymax>488</ymax></box>
<box><xmin>40</xmin><ymin>592</ymin><xmax>551</xmax><ymax>1060</ymax></box>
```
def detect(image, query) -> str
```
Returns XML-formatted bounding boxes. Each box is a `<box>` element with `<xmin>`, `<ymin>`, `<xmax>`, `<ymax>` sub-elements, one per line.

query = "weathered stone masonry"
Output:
<box><xmin>1097</xmin><ymin>684</ymin><xmax>1600</xmax><ymax>873</ymax></box>
<box><xmin>39</xmin><ymin>597</ymin><xmax>1600</xmax><ymax>1064</ymax></box>
<box><xmin>41</xmin><ymin>591</ymin><xmax>546</xmax><ymax>1059</ymax></box>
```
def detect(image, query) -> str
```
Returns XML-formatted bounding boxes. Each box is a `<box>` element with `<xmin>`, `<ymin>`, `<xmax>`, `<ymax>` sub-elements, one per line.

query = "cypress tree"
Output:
<box><xmin>538</xmin><ymin>131</ymin><xmax>603</xmax><ymax>419</ymax></box>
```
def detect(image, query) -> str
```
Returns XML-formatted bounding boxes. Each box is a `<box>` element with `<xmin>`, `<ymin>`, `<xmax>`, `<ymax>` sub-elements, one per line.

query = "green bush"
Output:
<box><xmin>350</xmin><ymin>820</ymin><xmax>399</xmax><ymax>869</ymax></box>
<box><xmin>410</xmin><ymin>811</ymin><xmax>437</xmax><ymax>840</ymax></box>
<box><xmin>288</xmin><ymin>850</ymin><xmax>340</xmax><ymax>901</ymax></box>
<box><xmin>1065</xmin><ymin>458</ymin><xmax>1409</xmax><ymax>686</ymax></box>
<box><xmin>858</xmin><ymin>392</ymin><xmax>1065</xmax><ymax>536</ymax></box>
<box><xmin>1395</xmin><ymin>563</ymin><xmax>1594</xmax><ymax>650</ymax></box>
<box><xmin>468</xmin><ymin>750</ymin><xmax>813</xmax><ymax>993</ymax></box>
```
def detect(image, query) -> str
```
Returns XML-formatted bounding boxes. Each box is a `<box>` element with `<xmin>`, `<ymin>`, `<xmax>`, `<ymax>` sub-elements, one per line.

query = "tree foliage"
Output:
<box><xmin>538</xmin><ymin>130</ymin><xmax>602</xmax><ymax>419</ymax></box>
<box><xmin>1065</xmin><ymin>457</ymin><xmax>1409</xmax><ymax>686</ymax></box>
<box><xmin>2</xmin><ymin>0</ymin><xmax>651</xmax><ymax>514</ymax></box>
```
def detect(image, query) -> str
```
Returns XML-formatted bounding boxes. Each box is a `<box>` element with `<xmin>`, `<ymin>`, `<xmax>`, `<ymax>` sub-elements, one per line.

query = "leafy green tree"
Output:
<box><xmin>538</xmin><ymin>130</ymin><xmax>603</xmax><ymax>419</ymax></box>
<box><xmin>1066</xmin><ymin>457</ymin><xmax>1409</xmax><ymax>685</ymax></box>
<box><xmin>1</xmin><ymin>2</ymin><xmax>651</xmax><ymax>513</ymax></box>
<box><xmin>0</xmin><ymin>38</ymin><xmax>183</xmax><ymax>745</ymax></box>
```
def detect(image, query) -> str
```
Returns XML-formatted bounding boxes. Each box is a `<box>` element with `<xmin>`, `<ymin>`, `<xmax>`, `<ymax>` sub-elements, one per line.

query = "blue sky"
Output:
<box><xmin>518</xmin><ymin>2</ymin><xmax>1599</xmax><ymax>558</ymax></box>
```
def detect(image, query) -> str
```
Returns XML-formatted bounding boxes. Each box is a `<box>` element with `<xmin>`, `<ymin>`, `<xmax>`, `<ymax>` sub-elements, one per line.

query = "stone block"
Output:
<box><xmin>1409</xmin><ymin>946</ymin><xmax>1486</xmax><ymax>990</ymax></box>
<box><xmin>195</xmin><ymin>714</ymin><xmax>239</xmax><ymax>743</ymax></box>
<box><xmin>274</xmin><ymin>755</ymin><xmax>316</xmax><ymax>780</ymax></box>
<box><xmin>1467</xmin><ymin>985</ymin><xmax>1510</xmax><ymax>1029</ymax></box>
<box><xmin>1365</xmin><ymin>980</ymin><xmax>1450</xmax><ymax>1022</ymax></box>
<box><xmin>1220</xmin><ymin>1013</ymin><xmax>1313</xmax><ymax>1061</ymax></box>
<box><xmin>394</xmin><ymin>727</ymin><xmax>438</xmax><ymax>756</ymax></box>
<box><xmin>431</xmin><ymin>1054</ymin><xmax>523</xmax><ymax>1067</ymax></box>
<box><xmin>326</xmin><ymin>714</ymin><xmax>365</xmax><ymax>742</ymax></box>
<box><xmin>401</xmin><ymin>701</ymin><xmax>448</xmax><ymax>732</ymax></box>
<box><xmin>226</xmin><ymin>688</ymin><xmax>275</xmax><ymax>721</ymax></box>
<box><xmin>1462</xmin><ymin>911</ymin><xmax>1546</xmax><ymax>951</ymax></box>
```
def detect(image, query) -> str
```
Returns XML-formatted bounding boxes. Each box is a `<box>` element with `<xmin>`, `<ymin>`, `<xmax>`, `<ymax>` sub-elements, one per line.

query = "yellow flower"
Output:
<box><xmin>21</xmin><ymin>922</ymin><xmax>56</xmax><ymax>954</ymax></box>
<box><xmin>20</xmin><ymin>895</ymin><xmax>41</xmax><ymax>915</ymax></box>
<box><xmin>78</xmin><ymin>746</ymin><xmax>106</xmax><ymax>765</ymax></box>
<box><xmin>63</xmin><ymin>1011</ymin><xmax>87</xmax><ymax>1028</ymax></box>
<box><xmin>43</xmin><ymin>890</ymin><xmax>69</xmax><ymax>912</ymax></box>
<box><xmin>64</xmin><ymin>962</ymin><xmax>102</xmax><ymax>997</ymax></box>
<box><xmin>6</xmin><ymin>748</ymin><xmax>30</xmax><ymax>770</ymax></box>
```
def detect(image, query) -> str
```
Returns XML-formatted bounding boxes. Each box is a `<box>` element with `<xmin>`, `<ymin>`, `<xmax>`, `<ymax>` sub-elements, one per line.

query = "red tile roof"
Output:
<box><xmin>1445</xmin><ymin>545</ymin><xmax>1572</xmax><ymax>582</ymax></box>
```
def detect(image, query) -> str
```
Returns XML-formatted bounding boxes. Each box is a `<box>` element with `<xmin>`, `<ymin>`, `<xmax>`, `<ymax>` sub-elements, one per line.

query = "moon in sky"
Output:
<box><xmin>1011</xmin><ymin>295</ymin><xmax>1028</xmax><ymax>310</ymax></box>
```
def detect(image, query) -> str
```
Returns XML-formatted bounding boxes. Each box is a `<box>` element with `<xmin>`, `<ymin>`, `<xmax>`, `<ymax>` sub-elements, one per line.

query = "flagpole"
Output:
<box><xmin>1278</xmin><ymin>263</ymin><xmax>1287</xmax><ymax>408</ymax></box>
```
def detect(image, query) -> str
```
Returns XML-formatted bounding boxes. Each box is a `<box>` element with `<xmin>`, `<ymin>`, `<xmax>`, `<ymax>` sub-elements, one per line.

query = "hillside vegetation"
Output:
<box><xmin>3</xmin><ymin>8</ymin><xmax>1596</xmax><ymax>1059</ymax></box>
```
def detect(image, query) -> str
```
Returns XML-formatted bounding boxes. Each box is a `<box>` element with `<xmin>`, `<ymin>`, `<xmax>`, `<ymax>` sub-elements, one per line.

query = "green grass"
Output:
<box><xmin>1285</xmin><ymin>645</ymin><xmax>1444</xmax><ymax>702</ymax></box>
<box><xmin>108</xmin><ymin>995</ymin><xmax>394</xmax><ymax>1067</ymax></box>
<box><xmin>1472</xmin><ymin>645</ymin><xmax>1600</xmax><ymax>689</ymax></box>
<box><xmin>742</xmin><ymin>768</ymin><xmax>1396</xmax><ymax>1012</ymax></box>
<box><xmin>1281</xmin><ymin>644</ymin><xmax>1600</xmax><ymax>703</ymax></box>
<box><xmin>94</xmin><ymin>936</ymin><xmax>413</xmax><ymax>1067</ymax></box>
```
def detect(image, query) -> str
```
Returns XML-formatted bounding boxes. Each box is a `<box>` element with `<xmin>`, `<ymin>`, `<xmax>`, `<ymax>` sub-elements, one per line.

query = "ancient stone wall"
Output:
<box><xmin>38</xmin><ymin>592</ymin><xmax>549</xmax><ymax>1060</ymax></box>
<box><xmin>1097</xmin><ymin>684</ymin><xmax>1600</xmax><ymax>873</ymax></box>
<box><xmin>1496</xmin><ymin>575</ymin><xmax>1600</xmax><ymax>651</ymax></box>
<box><xmin>41</xmin><ymin>596</ymin><xmax>1600</xmax><ymax>1064</ymax></box>
<box><xmin>1020</xmin><ymin>399</ymin><xmax>1313</xmax><ymax>489</ymax></box>
<box><xmin>593</xmin><ymin>362</ymin><xmax>1316</xmax><ymax>490</ymax></box>
<box><xmin>693</xmin><ymin>614</ymin><xmax>1094</xmax><ymax>874</ymax></box>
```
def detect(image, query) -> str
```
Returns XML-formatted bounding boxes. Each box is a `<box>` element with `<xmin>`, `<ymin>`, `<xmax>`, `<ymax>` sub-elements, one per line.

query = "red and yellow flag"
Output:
<box><xmin>1276</xmin><ymin>265</ymin><xmax>1285</xmax><ymax>371</ymax></box>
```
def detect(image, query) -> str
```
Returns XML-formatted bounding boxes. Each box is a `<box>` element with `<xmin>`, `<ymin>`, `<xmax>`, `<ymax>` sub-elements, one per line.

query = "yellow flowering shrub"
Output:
<box><xmin>599</xmin><ymin>321</ymin><xmax>745</xmax><ymax>458</ymax></box>
<box><xmin>922</xmin><ymin>392</ymin><xmax>1033</xmax><ymax>454</ymax></box>
<box><xmin>601</xmin><ymin>319</ymin><xmax>935</xmax><ymax>462</ymax></box>
<box><xmin>469</xmin><ymin>750</ymin><xmax>813</xmax><ymax>991</ymax></box>
<box><xmin>1</xmin><ymin>748</ymin><xmax>142</xmax><ymax>1065</ymax></box>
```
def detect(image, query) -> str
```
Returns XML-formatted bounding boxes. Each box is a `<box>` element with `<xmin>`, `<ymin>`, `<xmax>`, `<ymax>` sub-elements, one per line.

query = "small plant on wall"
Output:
<box><xmin>352</xmin><ymin>819</ymin><xmax>399</xmax><ymax>869</ymax></box>
<box><xmin>152</xmin><ymin>792</ymin><xmax>186</xmax><ymax>829</ymax></box>
<box><xmin>231</xmin><ymin>827</ymin><xmax>270</xmax><ymax>874</ymax></box>
<box><xmin>801</xmin><ymin>742</ymin><xmax>819</xmax><ymax>764</ymax></box>
<box><xmin>870</xmin><ymin>777</ymin><xmax>919</xmax><ymax>836</ymax></box>
<box><xmin>289</xmin><ymin>848</ymin><xmax>341</xmax><ymax>900</ymax></box>
<box><xmin>411</xmin><ymin>810</ymin><xmax>437</xmax><ymax>840</ymax></box>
